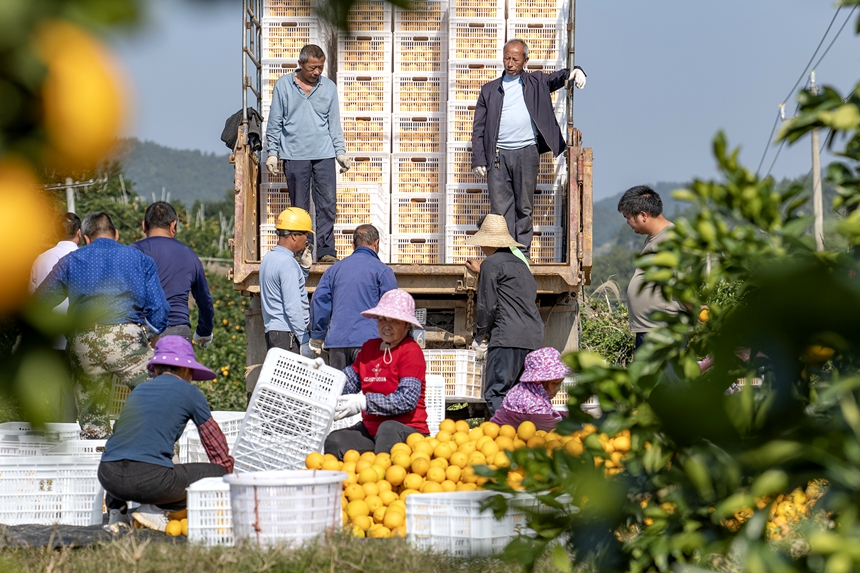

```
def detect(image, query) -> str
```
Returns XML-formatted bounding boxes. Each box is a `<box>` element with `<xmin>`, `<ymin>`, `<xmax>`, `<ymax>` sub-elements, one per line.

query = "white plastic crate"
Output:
<box><xmin>342</xmin><ymin>114</ymin><xmax>392</xmax><ymax>153</ymax></box>
<box><xmin>262</xmin><ymin>19</ymin><xmax>321</xmax><ymax>61</ymax></box>
<box><xmin>336</xmin><ymin>153</ymin><xmax>391</xmax><ymax>185</ymax></box>
<box><xmin>393</xmin><ymin>73</ymin><xmax>446</xmax><ymax>113</ymax></box>
<box><xmin>537</xmin><ymin>154</ymin><xmax>567</xmax><ymax>186</ymax></box>
<box><xmin>43</xmin><ymin>440</ymin><xmax>106</xmax><ymax>459</ymax></box>
<box><xmin>335</xmin><ymin>184</ymin><xmax>389</xmax><ymax>229</ymax></box>
<box><xmin>337</xmin><ymin>33</ymin><xmax>393</xmax><ymax>73</ymax></box>
<box><xmin>394</xmin><ymin>1</ymin><xmax>448</xmax><ymax>32</ymax></box>
<box><xmin>407</xmin><ymin>491</ymin><xmax>525</xmax><ymax>556</ymax></box>
<box><xmin>262</xmin><ymin>168</ymin><xmax>287</xmax><ymax>187</ymax></box>
<box><xmin>187</xmin><ymin>477</ymin><xmax>234</xmax><ymax>547</ymax></box>
<box><xmin>333</xmin><ymin>225</ymin><xmax>391</xmax><ymax>262</ymax></box>
<box><xmin>262</xmin><ymin>59</ymin><xmax>302</xmax><ymax>102</ymax></box>
<box><xmin>506</xmin><ymin>20</ymin><xmax>567</xmax><ymax>63</ymax></box>
<box><xmin>392</xmin><ymin>113</ymin><xmax>445</xmax><ymax>153</ymax></box>
<box><xmin>109</xmin><ymin>376</ymin><xmax>131</xmax><ymax>419</ymax></box>
<box><xmin>447</xmin><ymin>61</ymin><xmax>503</xmax><ymax>103</ymax></box>
<box><xmin>260</xmin><ymin>224</ymin><xmax>279</xmax><ymax>254</ymax></box>
<box><xmin>444</xmin><ymin>225</ymin><xmax>483</xmax><ymax>264</ymax></box>
<box><xmin>392</xmin><ymin>193</ymin><xmax>443</xmax><ymax>234</ymax></box>
<box><xmin>425</xmin><ymin>375</ymin><xmax>446</xmax><ymax>437</ymax></box>
<box><xmin>508</xmin><ymin>0</ymin><xmax>569</xmax><ymax>19</ymax></box>
<box><xmin>390</xmin><ymin>234</ymin><xmax>443</xmax><ymax>264</ymax></box>
<box><xmin>0</xmin><ymin>435</ymin><xmax>55</xmax><ymax>456</ymax></box>
<box><xmin>264</xmin><ymin>0</ymin><xmax>315</xmax><ymax>18</ymax></box>
<box><xmin>424</xmin><ymin>349</ymin><xmax>481</xmax><ymax>400</ymax></box>
<box><xmin>530</xmin><ymin>226</ymin><xmax>564</xmax><ymax>263</ymax></box>
<box><xmin>224</xmin><ymin>470</ymin><xmax>346</xmax><ymax>547</ymax></box>
<box><xmin>448</xmin><ymin>19</ymin><xmax>505</xmax><ymax>60</ymax></box>
<box><xmin>445</xmin><ymin>185</ymin><xmax>488</xmax><ymax>227</ymax></box>
<box><xmin>179</xmin><ymin>411</ymin><xmax>246</xmax><ymax>464</ymax></box>
<box><xmin>0</xmin><ymin>456</ymin><xmax>103</xmax><ymax>526</ymax></box>
<box><xmin>445</xmin><ymin>144</ymin><xmax>481</xmax><ymax>184</ymax></box>
<box><xmin>261</xmin><ymin>184</ymin><xmax>292</xmax><ymax>226</ymax></box>
<box><xmin>446</xmin><ymin>103</ymin><xmax>476</xmax><ymax>145</ymax></box>
<box><xmin>448</xmin><ymin>0</ymin><xmax>504</xmax><ymax>20</ymax></box>
<box><xmin>337</xmin><ymin>73</ymin><xmax>392</xmax><ymax>113</ymax></box>
<box><xmin>394</xmin><ymin>33</ymin><xmax>447</xmax><ymax>73</ymax></box>
<box><xmin>346</xmin><ymin>0</ymin><xmax>393</xmax><ymax>31</ymax></box>
<box><xmin>533</xmin><ymin>185</ymin><xmax>564</xmax><ymax>228</ymax></box>
<box><xmin>0</xmin><ymin>421</ymin><xmax>80</xmax><ymax>441</ymax></box>
<box><xmin>392</xmin><ymin>153</ymin><xmax>444</xmax><ymax>194</ymax></box>
<box><xmin>231</xmin><ymin>351</ymin><xmax>346</xmax><ymax>473</ymax></box>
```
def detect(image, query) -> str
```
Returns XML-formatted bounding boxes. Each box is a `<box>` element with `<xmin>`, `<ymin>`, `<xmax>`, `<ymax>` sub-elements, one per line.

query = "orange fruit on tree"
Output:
<box><xmin>403</xmin><ymin>473</ymin><xmax>424</xmax><ymax>491</ymax></box>
<box><xmin>305</xmin><ymin>452</ymin><xmax>324</xmax><ymax>470</ymax></box>
<box><xmin>343</xmin><ymin>450</ymin><xmax>361</xmax><ymax>464</ymax></box>
<box><xmin>385</xmin><ymin>464</ymin><xmax>407</xmax><ymax>486</ymax></box>
<box><xmin>517</xmin><ymin>421</ymin><xmax>537</xmax><ymax>442</ymax></box>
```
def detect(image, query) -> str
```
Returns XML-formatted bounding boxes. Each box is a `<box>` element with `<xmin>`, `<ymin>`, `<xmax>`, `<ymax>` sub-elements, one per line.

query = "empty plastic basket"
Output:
<box><xmin>179</xmin><ymin>411</ymin><xmax>246</xmax><ymax>464</ymax></box>
<box><xmin>231</xmin><ymin>351</ymin><xmax>346</xmax><ymax>472</ymax></box>
<box><xmin>187</xmin><ymin>477</ymin><xmax>233</xmax><ymax>547</ymax></box>
<box><xmin>425</xmin><ymin>375</ymin><xmax>445</xmax><ymax>436</ymax></box>
<box><xmin>224</xmin><ymin>470</ymin><xmax>346</xmax><ymax>547</ymax></box>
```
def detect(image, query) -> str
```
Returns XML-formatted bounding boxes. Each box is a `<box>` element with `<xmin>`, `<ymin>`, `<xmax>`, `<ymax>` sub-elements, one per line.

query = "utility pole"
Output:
<box><xmin>65</xmin><ymin>177</ymin><xmax>75</xmax><ymax>213</ymax></box>
<box><xmin>810</xmin><ymin>70</ymin><xmax>824</xmax><ymax>251</ymax></box>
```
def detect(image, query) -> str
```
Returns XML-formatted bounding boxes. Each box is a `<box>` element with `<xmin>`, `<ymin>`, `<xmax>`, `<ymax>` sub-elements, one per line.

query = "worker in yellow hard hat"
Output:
<box><xmin>259</xmin><ymin>207</ymin><xmax>317</xmax><ymax>368</ymax></box>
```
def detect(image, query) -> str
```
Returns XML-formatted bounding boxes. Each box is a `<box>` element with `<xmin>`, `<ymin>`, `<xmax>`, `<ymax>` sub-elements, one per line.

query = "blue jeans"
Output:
<box><xmin>282</xmin><ymin>158</ymin><xmax>337</xmax><ymax>258</ymax></box>
<box><xmin>487</xmin><ymin>145</ymin><xmax>540</xmax><ymax>252</ymax></box>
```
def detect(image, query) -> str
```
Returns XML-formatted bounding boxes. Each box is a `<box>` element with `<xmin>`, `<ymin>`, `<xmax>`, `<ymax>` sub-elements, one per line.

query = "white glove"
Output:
<box><xmin>335</xmin><ymin>393</ymin><xmax>366</xmax><ymax>420</ymax></box>
<box><xmin>309</xmin><ymin>339</ymin><xmax>324</xmax><ymax>356</ymax></box>
<box><xmin>298</xmin><ymin>245</ymin><xmax>313</xmax><ymax>270</ymax></box>
<box><xmin>472</xmin><ymin>339</ymin><xmax>488</xmax><ymax>361</ymax></box>
<box><xmin>300</xmin><ymin>342</ymin><xmax>316</xmax><ymax>359</ymax></box>
<box><xmin>336</xmin><ymin>154</ymin><xmax>351</xmax><ymax>173</ymax></box>
<box><xmin>266</xmin><ymin>155</ymin><xmax>280</xmax><ymax>175</ymax></box>
<box><xmin>473</xmin><ymin>166</ymin><xmax>487</xmax><ymax>178</ymax></box>
<box><xmin>570</xmin><ymin>68</ymin><xmax>586</xmax><ymax>90</ymax></box>
<box><xmin>193</xmin><ymin>332</ymin><xmax>213</xmax><ymax>349</ymax></box>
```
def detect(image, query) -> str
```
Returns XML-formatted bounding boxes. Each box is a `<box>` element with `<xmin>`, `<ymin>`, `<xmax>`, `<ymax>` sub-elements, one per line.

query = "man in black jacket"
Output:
<box><xmin>471</xmin><ymin>39</ymin><xmax>586</xmax><ymax>257</ymax></box>
<box><xmin>465</xmin><ymin>214</ymin><xmax>545</xmax><ymax>416</ymax></box>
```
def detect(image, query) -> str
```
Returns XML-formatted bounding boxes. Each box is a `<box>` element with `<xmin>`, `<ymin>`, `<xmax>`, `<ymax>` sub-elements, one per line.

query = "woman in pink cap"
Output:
<box><xmin>98</xmin><ymin>336</ymin><xmax>234</xmax><ymax>532</ymax></box>
<box><xmin>324</xmin><ymin>289</ymin><xmax>428</xmax><ymax>459</ymax></box>
<box><xmin>490</xmin><ymin>347</ymin><xmax>571</xmax><ymax>431</ymax></box>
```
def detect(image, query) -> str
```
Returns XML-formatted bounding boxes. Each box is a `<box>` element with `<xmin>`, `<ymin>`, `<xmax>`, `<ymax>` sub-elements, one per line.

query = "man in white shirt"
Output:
<box><xmin>29</xmin><ymin>212</ymin><xmax>82</xmax><ymax>421</ymax></box>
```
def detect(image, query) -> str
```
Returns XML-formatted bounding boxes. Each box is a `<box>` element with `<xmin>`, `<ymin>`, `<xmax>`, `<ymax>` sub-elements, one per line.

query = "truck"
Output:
<box><xmin>227</xmin><ymin>0</ymin><xmax>593</xmax><ymax>412</ymax></box>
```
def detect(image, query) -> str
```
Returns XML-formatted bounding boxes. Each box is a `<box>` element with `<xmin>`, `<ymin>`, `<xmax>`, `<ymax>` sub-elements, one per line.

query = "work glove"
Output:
<box><xmin>298</xmin><ymin>245</ymin><xmax>313</xmax><ymax>270</ymax></box>
<box><xmin>300</xmin><ymin>342</ymin><xmax>316</xmax><ymax>359</ymax></box>
<box><xmin>472</xmin><ymin>166</ymin><xmax>487</xmax><ymax>178</ymax></box>
<box><xmin>336</xmin><ymin>154</ymin><xmax>351</xmax><ymax>173</ymax></box>
<box><xmin>334</xmin><ymin>393</ymin><xmax>366</xmax><ymax>420</ymax></box>
<box><xmin>308</xmin><ymin>338</ymin><xmax>324</xmax><ymax>356</ymax></box>
<box><xmin>569</xmin><ymin>68</ymin><xmax>587</xmax><ymax>90</ymax></box>
<box><xmin>472</xmin><ymin>339</ymin><xmax>488</xmax><ymax>361</ymax></box>
<box><xmin>193</xmin><ymin>332</ymin><xmax>214</xmax><ymax>349</ymax></box>
<box><xmin>265</xmin><ymin>155</ymin><xmax>280</xmax><ymax>175</ymax></box>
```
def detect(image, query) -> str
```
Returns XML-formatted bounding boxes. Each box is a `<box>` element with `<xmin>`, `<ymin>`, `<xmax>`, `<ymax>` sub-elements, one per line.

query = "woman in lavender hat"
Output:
<box><xmin>324</xmin><ymin>289</ymin><xmax>428</xmax><ymax>459</ymax></box>
<box><xmin>490</xmin><ymin>347</ymin><xmax>572</xmax><ymax>431</ymax></box>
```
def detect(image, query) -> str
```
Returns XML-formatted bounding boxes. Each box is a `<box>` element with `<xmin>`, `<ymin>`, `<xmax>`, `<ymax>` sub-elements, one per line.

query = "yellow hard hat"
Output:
<box><xmin>275</xmin><ymin>207</ymin><xmax>313</xmax><ymax>233</ymax></box>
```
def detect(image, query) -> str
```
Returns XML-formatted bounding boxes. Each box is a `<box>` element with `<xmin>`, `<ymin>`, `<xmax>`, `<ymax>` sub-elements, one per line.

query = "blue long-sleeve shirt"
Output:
<box><xmin>131</xmin><ymin>236</ymin><xmax>215</xmax><ymax>337</ymax></box>
<box><xmin>259</xmin><ymin>245</ymin><xmax>310</xmax><ymax>343</ymax></box>
<box><xmin>310</xmin><ymin>246</ymin><xmax>397</xmax><ymax>348</ymax></box>
<box><xmin>35</xmin><ymin>238</ymin><xmax>170</xmax><ymax>333</ymax></box>
<box><xmin>265</xmin><ymin>73</ymin><xmax>345</xmax><ymax>160</ymax></box>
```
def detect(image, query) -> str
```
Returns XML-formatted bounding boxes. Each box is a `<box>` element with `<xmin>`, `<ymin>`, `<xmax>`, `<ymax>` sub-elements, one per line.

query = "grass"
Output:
<box><xmin>0</xmin><ymin>395</ymin><xmax>22</xmax><ymax>424</ymax></box>
<box><xmin>0</xmin><ymin>530</ymin><xmax>555</xmax><ymax>573</ymax></box>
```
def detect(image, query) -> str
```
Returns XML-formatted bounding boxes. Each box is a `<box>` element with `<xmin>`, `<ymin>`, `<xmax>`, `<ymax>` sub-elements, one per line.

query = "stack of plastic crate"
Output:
<box><xmin>444</xmin><ymin>0</ymin><xmax>504</xmax><ymax>263</ymax></box>
<box><xmin>260</xmin><ymin>0</ymin><xmax>324</xmax><ymax>255</ymax></box>
<box><xmin>507</xmin><ymin>0</ymin><xmax>569</xmax><ymax>263</ymax></box>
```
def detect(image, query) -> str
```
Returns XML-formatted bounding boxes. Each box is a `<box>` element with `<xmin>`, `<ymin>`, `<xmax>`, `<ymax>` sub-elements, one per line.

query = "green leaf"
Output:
<box><xmin>550</xmin><ymin>543</ymin><xmax>572</xmax><ymax>573</ymax></box>
<box><xmin>750</xmin><ymin>469</ymin><xmax>788</xmax><ymax>498</ymax></box>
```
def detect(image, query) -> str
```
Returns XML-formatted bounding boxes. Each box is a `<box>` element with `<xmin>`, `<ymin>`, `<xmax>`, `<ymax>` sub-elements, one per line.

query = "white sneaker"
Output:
<box><xmin>131</xmin><ymin>504</ymin><xmax>169</xmax><ymax>532</ymax></box>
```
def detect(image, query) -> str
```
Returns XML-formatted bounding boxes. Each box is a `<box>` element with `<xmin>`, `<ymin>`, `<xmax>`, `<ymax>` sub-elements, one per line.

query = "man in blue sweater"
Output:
<box><xmin>309</xmin><ymin>224</ymin><xmax>397</xmax><ymax>369</ymax></box>
<box><xmin>132</xmin><ymin>202</ymin><xmax>215</xmax><ymax>348</ymax></box>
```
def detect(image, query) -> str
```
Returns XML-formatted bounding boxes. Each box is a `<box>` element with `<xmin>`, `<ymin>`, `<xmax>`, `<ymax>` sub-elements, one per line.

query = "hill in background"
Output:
<box><xmin>112</xmin><ymin>138</ymin><xmax>234</xmax><ymax>205</ymax></box>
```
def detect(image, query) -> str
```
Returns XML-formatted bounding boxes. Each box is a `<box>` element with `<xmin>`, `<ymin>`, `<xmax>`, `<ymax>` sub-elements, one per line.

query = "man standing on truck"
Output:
<box><xmin>264</xmin><ymin>44</ymin><xmax>350</xmax><ymax>263</ymax></box>
<box><xmin>309</xmin><ymin>224</ymin><xmax>397</xmax><ymax>370</ymax></box>
<box><xmin>259</xmin><ymin>207</ymin><xmax>316</xmax><ymax>358</ymax></box>
<box><xmin>132</xmin><ymin>201</ymin><xmax>215</xmax><ymax>348</ymax></box>
<box><xmin>471</xmin><ymin>39</ymin><xmax>586</xmax><ymax>258</ymax></box>
<box><xmin>618</xmin><ymin>185</ymin><xmax>684</xmax><ymax>349</ymax></box>
<box><xmin>465</xmin><ymin>214</ymin><xmax>544</xmax><ymax>416</ymax></box>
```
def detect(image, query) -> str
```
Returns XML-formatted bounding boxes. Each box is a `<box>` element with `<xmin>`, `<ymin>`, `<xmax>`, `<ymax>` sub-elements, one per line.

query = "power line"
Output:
<box><xmin>756</xmin><ymin>111</ymin><xmax>781</xmax><ymax>175</ymax></box>
<box><xmin>811</xmin><ymin>5</ymin><xmax>858</xmax><ymax>72</ymax></box>
<box><xmin>781</xmin><ymin>8</ymin><xmax>842</xmax><ymax>105</ymax></box>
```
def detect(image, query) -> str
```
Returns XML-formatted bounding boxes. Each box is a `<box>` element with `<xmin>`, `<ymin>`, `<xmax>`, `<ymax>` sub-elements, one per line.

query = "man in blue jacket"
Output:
<box><xmin>309</xmin><ymin>224</ymin><xmax>397</xmax><ymax>370</ymax></box>
<box><xmin>471</xmin><ymin>39</ymin><xmax>586</xmax><ymax>257</ymax></box>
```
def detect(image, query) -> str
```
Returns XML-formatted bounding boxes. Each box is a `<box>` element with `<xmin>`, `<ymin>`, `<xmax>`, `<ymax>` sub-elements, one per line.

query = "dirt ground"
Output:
<box><xmin>0</xmin><ymin>519</ymin><xmax>184</xmax><ymax>549</ymax></box>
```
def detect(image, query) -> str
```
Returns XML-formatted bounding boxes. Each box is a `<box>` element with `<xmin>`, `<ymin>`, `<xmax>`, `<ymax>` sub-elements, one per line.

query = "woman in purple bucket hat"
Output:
<box><xmin>324</xmin><ymin>289</ymin><xmax>429</xmax><ymax>459</ymax></box>
<box><xmin>490</xmin><ymin>347</ymin><xmax>572</xmax><ymax>431</ymax></box>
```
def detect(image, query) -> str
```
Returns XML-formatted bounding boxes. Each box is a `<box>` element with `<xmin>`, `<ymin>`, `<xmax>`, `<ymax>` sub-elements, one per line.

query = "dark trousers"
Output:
<box><xmin>265</xmin><ymin>330</ymin><xmax>299</xmax><ymax>353</ymax></box>
<box><xmin>325</xmin><ymin>421</ymin><xmax>422</xmax><ymax>460</ymax></box>
<box><xmin>327</xmin><ymin>347</ymin><xmax>360</xmax><ymax>371</ymax></box>
<box><xmin>162</xmin><ymin>324</ymin><xmax>192</xmax><ymax>342</ymax></box>
<box><xmin>283</xmin><ymin>158</ymin><xmax>337</xmax><ymax>258</ymax></box>
<box><xmin>98</xmin><ymin>459</ymin><xmax>227</xmax><ymax>511</ymax></box>
<box><xmin>487</xmin><ymin>144</ymin><xmax>540</xmax><ymax>252</ymax></box>
<box><xmin>484</xmin><ymin>346</ymin><xmax>531</xmax><ymax>416</ymax></box>
<box><xmin>634</xmin><ymin>332</ymin><xmax>647</xmax><ymax>349</ymax></box>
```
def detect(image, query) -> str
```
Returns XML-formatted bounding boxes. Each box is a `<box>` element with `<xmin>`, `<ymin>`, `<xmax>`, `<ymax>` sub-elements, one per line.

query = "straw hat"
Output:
<box><xmin>465</xmin><ymin>214</ymin><xmax>524</xmax><ymax>248</ymax></box>
<box><xmin>360</xmin><ymin>289</ymin><xmax>424</xmax><ymax>329</ymax></box>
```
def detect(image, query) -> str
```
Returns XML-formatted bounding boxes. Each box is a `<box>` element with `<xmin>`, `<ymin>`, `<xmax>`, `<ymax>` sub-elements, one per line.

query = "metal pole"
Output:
<box><xmin>567</xmin><ymin>0</ymin><xmax>576</xmax><ymax>129</ymax></box>
<box><xmin>242</xmin><ymin>0</ymin><xmax>248</xmax><ymax>122</ymax></box>
<box><xmin>65</xmin><ymin>177</ymin><xmax>75</xmax><ymax>213</ymax></box>
<box><xmin>810</xmin><ymin>71</ymin><xmax>824</xmax><ymax>251</ymax></box>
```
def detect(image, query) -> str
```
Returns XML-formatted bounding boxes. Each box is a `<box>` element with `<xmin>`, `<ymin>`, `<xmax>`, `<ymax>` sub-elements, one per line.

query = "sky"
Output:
<box><xmin>109</xmin><ymin>0</ymin><xmax>860</xmax><ymax>200</ymax></box>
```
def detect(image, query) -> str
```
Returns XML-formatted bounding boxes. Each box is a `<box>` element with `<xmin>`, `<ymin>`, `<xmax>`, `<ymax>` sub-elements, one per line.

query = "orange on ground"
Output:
<box><xmin>362</xmin><ymin>482</ymin><xmax>379</xmax><ymax>497</ymax></box>
<box><xmin>305</xmin><ymin>452</ymin><xmax>324</xmax><ymax>470</ymax></box>
<box><xmin>499</xmin><ymin>424</ymin><xmax>516</xmax><ymax>439</ymax></box>
<box><xmin>365</xmin><ymin>495</ymin><xmax>383</xmax><ymax>513</ymax></box>
<box><xmin>406</xmin><ymin>433</ymin><xmax>424</xmax><ymax>447</ymax></box>
<box><xmin>449</xmin><ymin>451</ymin><xmax>468</xmax><ymax>469</ymax></box>
<box><xmin>403</xmin><ymin>473</ymin><xmax>424</xmax><ymax>491</ymax></box>
<box><xmin>391</xmin><ymin>452</ymin><xmax>411</xmax><ymax>469</ymax></box>
<box><xmin>445</xmin><ymin>465</ymin><xmax>461</xmax><ymax>483</ymax></box>
<box><xmin>454</xmin><ymin>420</ymin><xmax>470</xmax><ymax>433</ymax></box>
<box><xmin>343</xmin><ymin>450</ymin><xmax>361</xmax><ymax>463</ymax></box>
<box><xmin>411</xmin><ymin>457</ymin><xmax>430</xmax><ymax>477</ymax></box>
<box><xmin>481</xmin><ymin>422</ymin><xmax>500</xmax><ymax>439</ymax></box>
<box><xmin>344</xmin><ymin>483</ymin><xmax>366</xmax><ymax>502</ymax></box>
<box><xmin>426</xmin><ymin>466</ymin><xmax>446</xmax><ymax>483</ymax></box>
<box><xmin>358</xmin><ymin>468</ymin><xmax>378</xmax><ymax>485</ymax></box>
<box><xmin>517</xmin><ymin>421</ymin><xmax>537</xmax><ymax>442</ymax></box>
<box><xmin>441</xmin><ymin>479</ymin><xmax>457</xmax><ymax>492</ymax></box>
<box><xmin>422</xmin><ymin>481</ymin><xmax>443</xmax><ymax>493</ymax></box>
<box><xmin>433</xmin><ymin>443</ymin><xmax>453</xmax><ymax>460</ymax></box>
<box><xmin>346</xmin><ymin>500</ymin><xmax>370</xmax><ymax>519</ymax></box>
<box><xmin>439</xmin><ymin>419</ymin><xmax>456</xmax><ymax>433</ymax></box>
<box><xmin>385</xmin><ymin>465</ymin><xmax>407</xmax><ymax>486</ymax></box>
